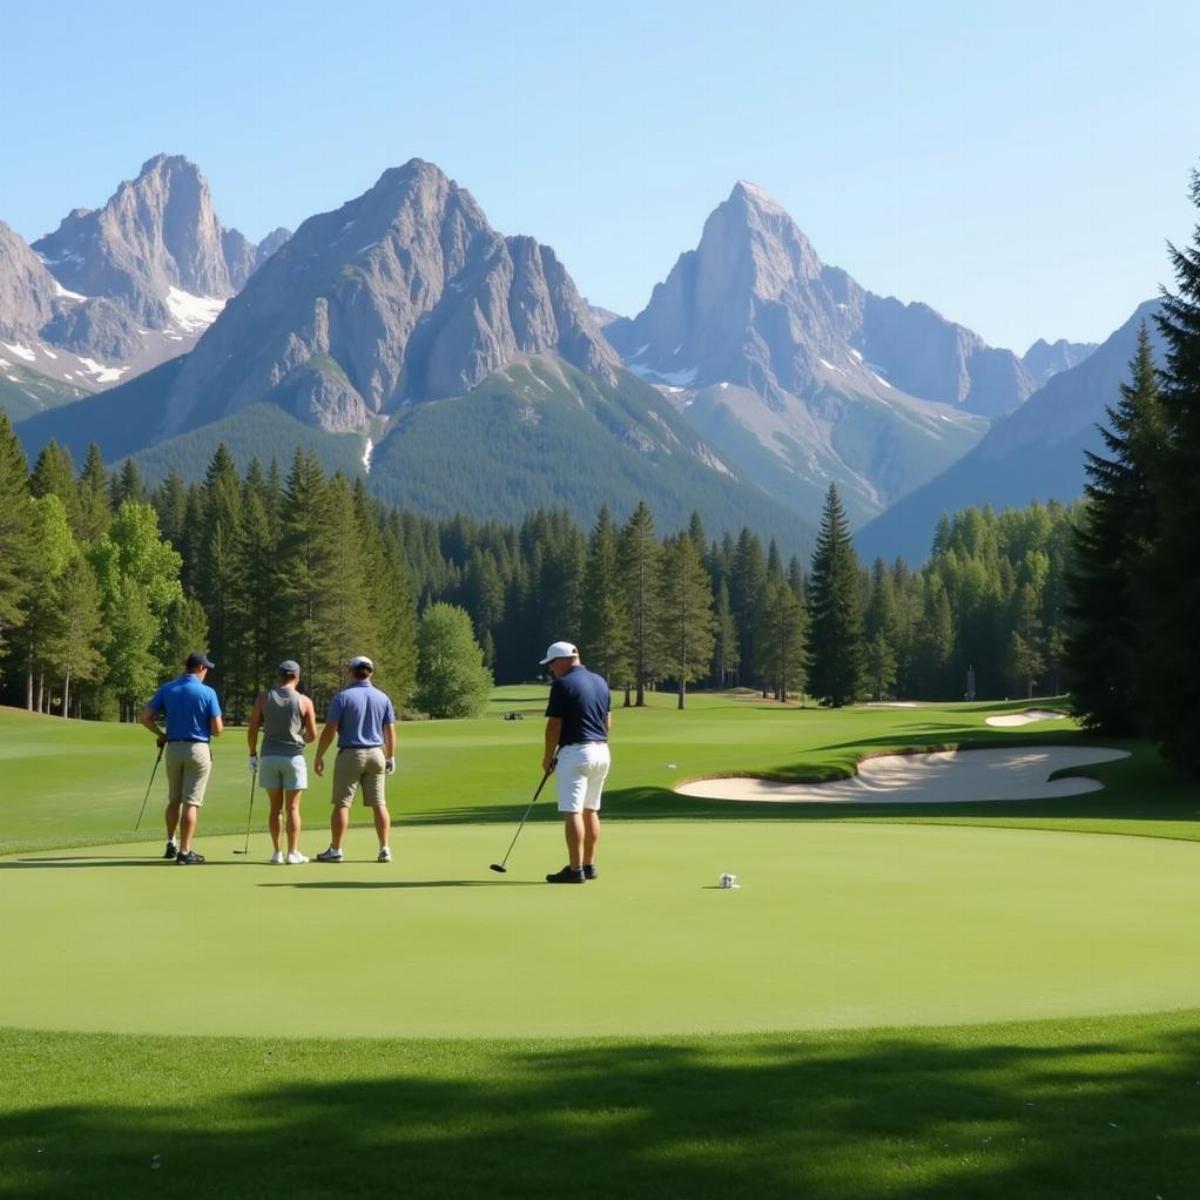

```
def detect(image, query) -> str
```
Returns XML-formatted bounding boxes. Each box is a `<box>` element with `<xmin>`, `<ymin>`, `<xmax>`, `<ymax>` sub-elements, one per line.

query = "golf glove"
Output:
<box><xmin>385</xmin><ymin>757</ymin><xmax>396</xmax><ymax>775</ymax></box>
<box><xmin>248</xmin><ymin>755</ymin><xmax>258</xmax><ymax>774</ymax></box>
<box><xmin>156</xmin><ymin>735</ymin><xmax>167</xmax><ymax>749</ymax></box>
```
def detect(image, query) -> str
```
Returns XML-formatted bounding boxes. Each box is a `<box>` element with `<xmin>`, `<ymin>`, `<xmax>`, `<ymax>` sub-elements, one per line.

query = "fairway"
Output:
<box><xmin>4</xmin><ymin>819</ymin><xmax>1198</xmax><ymax>1037</ymax></box>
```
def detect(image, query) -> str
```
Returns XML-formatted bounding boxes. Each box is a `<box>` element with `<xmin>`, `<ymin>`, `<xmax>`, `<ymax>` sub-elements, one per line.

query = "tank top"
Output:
<box><xmin>261</xmin><ymin>687</ymin><xmax>305</xmax><ymax>756</ymax></box>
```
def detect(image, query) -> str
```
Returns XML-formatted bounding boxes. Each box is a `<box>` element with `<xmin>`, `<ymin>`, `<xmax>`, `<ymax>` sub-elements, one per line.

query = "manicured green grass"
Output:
<box><xmin>2</xmin><ymin>696</ymin><xmax>1197</xmax><ymax>1197</ymax></box>
<box><xmin>2</xmin><ymin>1013</ymin><xmax>1198</xmax><ymax>1199</ymax></box>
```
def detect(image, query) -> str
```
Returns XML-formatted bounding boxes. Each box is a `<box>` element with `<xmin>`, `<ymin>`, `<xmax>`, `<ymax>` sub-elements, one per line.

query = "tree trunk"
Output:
<box><xmin>25</xmin><ymin>668</ymin><xmax>33</xmax><ymax>711</ymax></box>
<box><xmin>678</xmin><ymin>680</ymin><xmax>686</xmax><ymax>710</ymax></box>
<box><xmin>62</xmin><ymin>668</ymin><xmax>71</xmax><ymax>718</ymax></box>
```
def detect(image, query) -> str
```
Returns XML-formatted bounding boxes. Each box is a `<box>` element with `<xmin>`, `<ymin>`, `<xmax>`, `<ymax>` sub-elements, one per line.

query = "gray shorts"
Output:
<box><xmin>259</xmin><ymin>754</ymin><xmax>308</xmax><ymax>791</ymax></box>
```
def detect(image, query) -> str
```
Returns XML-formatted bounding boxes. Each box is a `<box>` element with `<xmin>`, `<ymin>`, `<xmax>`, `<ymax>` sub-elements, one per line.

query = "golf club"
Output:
<box><xmin>134</xmin><ymin>742</ymin><xmax>165</xmax><ymax>832</ymax></box>
<box><xmin>233</xmin><ymin>762</ymin><xmax>258</xmax><ymax>855</ymax></box>
<box><xmin>489</xmin><ymin>764</ymin><xmax>554</xmax><ymax>873</ymax></box>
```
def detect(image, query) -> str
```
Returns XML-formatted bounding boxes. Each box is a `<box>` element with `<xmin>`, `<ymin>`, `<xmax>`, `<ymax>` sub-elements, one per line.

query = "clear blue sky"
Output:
<box><xmin>2</xmin><ymin>0</ymin><xmax>1197</xmax><ymax>351</ymax></box>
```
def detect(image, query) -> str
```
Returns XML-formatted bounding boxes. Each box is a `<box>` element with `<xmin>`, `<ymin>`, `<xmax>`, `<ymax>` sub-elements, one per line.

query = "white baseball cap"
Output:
<box><xmin>539</xmin><ymin>641</ymin><xmax>578</xmax><ymax>665</ymax></box>
<box><xmin>348</xmin><ymin>655</ymin><xmax>374</xmax><ymax>670</ymax></box>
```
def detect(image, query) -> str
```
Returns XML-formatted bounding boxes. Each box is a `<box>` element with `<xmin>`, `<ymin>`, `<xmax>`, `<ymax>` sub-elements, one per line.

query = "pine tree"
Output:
<box><xmin>579</xmin><ymin>506</ymin><xmax>631</xmax><ymax>687</ymax></box>
<box><xmin>278</xmin><ymin>450</ymin><xmax>334</xmax><ymax>703</ymax></box>
<box><xmin>619</xmin><ymin>501</ymin><xmax>662</xmax><ymax>706</ymax></box>
<box><xmin>757</xmin><ymin>576</ymin><xmax>808</xmax><ymax>701</ymax></box>
<box><xmin>807</xmin><ymin>484</ymin><xmax>866</xmax><ymax>706</ymax></box>
<box><xmin>76</xmin><ymin>443</ymin><xmax>111</xmax><ymax>544</ymax></box>
<box><xmin>1064</xmin><ymin>326</ymin><xmax>1165</xmax><ymax>732</ymax></box>
<box><xmin>729</xmin><ymin>529</ymin><xmax>767</xmax><ymax>689</ymax></box>
<box><xmin>1140</xmin><ymin>168</ymin><xmax>1200</xmax><ymax>766</ymax></box>
<box><xmin>711</xmin><ymin>579</ymin><xmax>740</xmax><ymax>688</ymax></box>
<box><xmin>51</xmin><ymin>553</ymin><xmax>107</xmax><ymax>717</ymax></box>
<box><xmin>865</xmin><ymin>632</ymin><xmax>897</xmax><ymax>702</ymax></box>
<box><xmin>657</xmin><ymin>531</ymin><xmax>716</xmax><ymax>709</ymax></box>
<box><xmin>29</xmin><ymin>441</ymin><xmax>80</xmax><ymax>530</ymax></box>
<box><xmin>0</xmin><ymin>412</ymin><xmax>33</xmax><ymax>663</ymax></box>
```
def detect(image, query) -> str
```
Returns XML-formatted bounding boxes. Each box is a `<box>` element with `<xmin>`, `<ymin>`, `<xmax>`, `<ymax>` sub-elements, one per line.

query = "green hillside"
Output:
<box><xmin>0</xmin><ymin>362</ymin><xmax>91</xmax><ymax>423</ymax></box>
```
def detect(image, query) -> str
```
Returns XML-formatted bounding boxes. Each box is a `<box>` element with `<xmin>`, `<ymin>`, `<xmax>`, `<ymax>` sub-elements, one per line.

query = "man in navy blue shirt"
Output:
<box><xmin>313</xmin><ymin>655</ymin><xmax>397</xmax><ymax>863</ymax></box>
<box><xmin>540</xmin><ymin>640</ymin><xmax>611</xmax><ymax>884</ymax></box>
<box><xmin>138</xmin><ymin>652</ymin><xmax>224</xmax><ymax>865</ymax></box>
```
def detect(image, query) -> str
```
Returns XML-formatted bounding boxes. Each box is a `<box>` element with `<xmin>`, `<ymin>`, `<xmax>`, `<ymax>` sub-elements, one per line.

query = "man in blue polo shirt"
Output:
<box><xmin>138</xmin><ymin>652</ymin><xmax>224</xmax><ymax>865</ymax></box>
<box><xmin>540</xmin><ymin>640</ymin><xmax>611</xmax><ymax>884</ymax></box>
<box><xmin>313</xmin><ymin>655</ymin><xmax>397</xmax><ymax>863</ymax></box>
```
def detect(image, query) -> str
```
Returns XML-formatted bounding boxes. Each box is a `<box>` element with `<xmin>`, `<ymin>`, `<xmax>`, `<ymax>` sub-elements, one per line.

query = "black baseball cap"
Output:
<box><xmin>186</xmin><ymin>652</ymin><xmax>215</xmax><ymax>670</ymax></box>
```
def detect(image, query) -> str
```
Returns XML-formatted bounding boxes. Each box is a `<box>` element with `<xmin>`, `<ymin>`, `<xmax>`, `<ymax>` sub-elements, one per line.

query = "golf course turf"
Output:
<box><xmin>2</xmin><ymin>692</ymin><xmax>1198</xmax><ymax>1197</ymax></box>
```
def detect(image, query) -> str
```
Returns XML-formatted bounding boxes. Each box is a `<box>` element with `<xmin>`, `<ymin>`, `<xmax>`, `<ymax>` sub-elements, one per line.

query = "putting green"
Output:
<box><xmin>3</xmin><ymin>820</ymin><xmax>1198</xmax><ymax>1038</ymax></box>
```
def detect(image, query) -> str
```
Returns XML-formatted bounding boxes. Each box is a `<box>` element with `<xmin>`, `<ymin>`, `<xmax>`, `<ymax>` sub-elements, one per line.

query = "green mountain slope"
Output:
<box><xmin>0</xmin><ymin>362</ymin><xmax>91</xmax><ymax>424</ymax></box>
<box><xmin>366</xmin><ymin>359</ymin><xmax>813</xmax><ymax>550</ymax></box>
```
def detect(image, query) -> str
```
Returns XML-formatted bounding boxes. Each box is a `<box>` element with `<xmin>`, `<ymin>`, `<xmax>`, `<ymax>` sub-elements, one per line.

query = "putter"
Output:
<box><xmin>489</xmin><ymin>764</ymin><xmax>554</xmax><ymax>873</ymax></box>
<box><xmin>233</xmin><ymin>763</ymin><xmax>258</xmax><ymax>855</ymax></box>
<box><xmin>134</xmin><ymin>742</ymin><xmax>165</xmax><ymax>832</ymax></box>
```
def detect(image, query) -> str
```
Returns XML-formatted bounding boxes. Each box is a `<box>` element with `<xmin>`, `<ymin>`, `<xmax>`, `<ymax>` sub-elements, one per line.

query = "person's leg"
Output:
<box><xmin>329</xmin><ymin>804</ymin><xmax>350</xmax><ymax>849</ymax></box>
<box><xmin>165</xmin><ymin>799</ymin><xmax>181</xmax><ymax>843</ymax></box>
<box><xmin>582</xmin><ymin>810</ymin><xmax>600</xmax><ymax>865</ymax></box>
<box><xmin>268</xmin><ymin>790</ymin><xmax>285</xmax><ymax>852</ymax></box>
<box><xmin>563</xmin><ymin>812</ymin><xmax>585</xmax><ymax>869</ymax></box>
<box><xmin>178</xmin><ymin>802</ymin><xmax>199</xmax><ymax>852</ymax></box>
<box><xmin>285</xmin><ymin>790</ymin><xmax>303</xmax><ymax>853</ymax></box>
<box><xmin>362</xmin><ymin>751</ymin><xmax>389</xmax><ymax>850</ymax></box>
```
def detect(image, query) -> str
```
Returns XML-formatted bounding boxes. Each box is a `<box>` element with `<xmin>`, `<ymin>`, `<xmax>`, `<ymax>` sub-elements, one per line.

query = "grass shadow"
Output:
<box><xmin>2</xmin><ymin>1017</ymin><xmax>1197</xmax><ymax>1198</ymax></box>
<box><xmin>257</xmin><ymin>879</ymin><xmax>539</xmax><ymax>889</ymax></box>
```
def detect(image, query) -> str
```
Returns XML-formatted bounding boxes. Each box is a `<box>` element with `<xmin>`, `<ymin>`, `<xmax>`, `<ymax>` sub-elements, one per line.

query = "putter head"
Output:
<box><xmin>489</xmin><ymin>863</ymin><xmax>507</xmax><ymax>873</ymax></box>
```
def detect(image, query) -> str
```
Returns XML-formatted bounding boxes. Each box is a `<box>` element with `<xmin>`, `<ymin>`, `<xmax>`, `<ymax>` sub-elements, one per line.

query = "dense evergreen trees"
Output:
<box><xmin>1068</xmin><ymin>168</ymin><xmax>1200</xmax><ymax>771</ymax></box>
<box><xmin>0</xmin><ymin>435</ymin><xmax>1088</xmax><ymax>721</ymax></box>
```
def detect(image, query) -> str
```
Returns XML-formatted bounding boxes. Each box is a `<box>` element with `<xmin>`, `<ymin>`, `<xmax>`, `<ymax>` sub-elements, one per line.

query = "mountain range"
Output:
<box><xmin>4</xmin><ymin>152</ymin><xmax>1138</xmax><ymax>560</ymax></box>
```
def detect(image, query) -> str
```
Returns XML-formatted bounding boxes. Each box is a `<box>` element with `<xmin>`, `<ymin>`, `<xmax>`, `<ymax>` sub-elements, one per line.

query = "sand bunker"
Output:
<box><xmin>674</xmin><ymin>746</ymin><xmax>1130</xmax><ymax>805</ymax></box>
<box><xmin>985</xmin><ymin>709</ymin><xmax>1067</xmax><ymax>727</ymax></box>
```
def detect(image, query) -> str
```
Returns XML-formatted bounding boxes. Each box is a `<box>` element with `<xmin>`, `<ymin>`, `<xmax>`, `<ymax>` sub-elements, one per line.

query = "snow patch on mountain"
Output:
<box><xmin>166</xmin><ymin>287</ymin><xmax>226</xmax><ymax>332</ymax></box>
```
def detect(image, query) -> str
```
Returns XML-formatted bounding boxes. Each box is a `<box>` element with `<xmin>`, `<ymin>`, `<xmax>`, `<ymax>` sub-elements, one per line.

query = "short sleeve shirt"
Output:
<box><xmin>327</xmin><ymin>681</ymin><xmax>396</xmax><ymax>748</ymax></box>
<box><xmin>147</xmin><ymin>674</ymin><xmax>222</xmax><ymax>742</ymax></box>
<box><xmin>545</xmin><ymin>666</ymin><xmax>611</xmax><ymax>746</ymax></box>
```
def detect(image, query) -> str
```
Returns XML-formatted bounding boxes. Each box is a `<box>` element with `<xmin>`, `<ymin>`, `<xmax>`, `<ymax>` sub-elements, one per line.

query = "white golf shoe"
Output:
<box><xmin>286</xmin><ymin>850</ymin><xmax>309</xmax><ymax>865</ymax></box>
<box><xmin>269</xmin><ymin>850</ymin><xmax>285</xmax><ymax>865</ymax></box>
<box><xmin>377</xmin><ymin>846</ymin><xmax>392</xmax><ymax>863</ymax></box>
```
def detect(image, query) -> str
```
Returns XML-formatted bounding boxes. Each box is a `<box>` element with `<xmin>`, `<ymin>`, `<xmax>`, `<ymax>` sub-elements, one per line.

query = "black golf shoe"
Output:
<box><xmin>546</xmin><ymin>865</ymin><xmax>586</xmax><ymax>884</ymax></box>
<box><xmin>175</xmin><ymin>850</ymin><xmax>205</xmax><ymax>865</ymax></box>
<box><xmin>582</xmin><ymin>864</ymin><xmax>598</xmax><ymax>880</ymax></box>
<box><xmin>163</xmin><ymin>840</ymin><xmax>178</xmax><ymax>860</ymax></box>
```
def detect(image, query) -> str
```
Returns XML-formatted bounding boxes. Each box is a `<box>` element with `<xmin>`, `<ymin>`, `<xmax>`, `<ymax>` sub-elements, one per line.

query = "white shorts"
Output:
<box><xmin>555</xmin><ymin>742</ymin><xmax>610</xmax><ymax>813</ymax></box>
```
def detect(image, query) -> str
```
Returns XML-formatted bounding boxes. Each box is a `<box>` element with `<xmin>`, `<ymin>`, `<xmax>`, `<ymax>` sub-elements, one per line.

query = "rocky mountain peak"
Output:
<box><xmin>160</xmin><ymin>160</ymin><xmax>618</xmax><ymax>435</ymax></box>
<box><xmin>0</xmin><ymin>220</ymin><xmax>63</xmax><ymax>339</ymax></box>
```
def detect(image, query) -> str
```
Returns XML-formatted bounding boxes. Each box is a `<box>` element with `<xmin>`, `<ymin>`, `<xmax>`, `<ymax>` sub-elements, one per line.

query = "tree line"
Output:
<box><xmin>0</xmin><ymin>421</ymin><xmax>1081</xmax><ymax>720</ymax></box>
<box><xmin>1064</xmin><ymin>167</ymin><xmax>1200</xmax><ymax>773</ymax></box>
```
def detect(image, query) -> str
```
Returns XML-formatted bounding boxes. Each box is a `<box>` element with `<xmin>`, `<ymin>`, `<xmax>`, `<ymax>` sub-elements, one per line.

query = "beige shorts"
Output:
<box><xmin>332</xmin><ymin>747</ymin><xmax>387</xmax><ymax>808</ymax></box>
<box><xmin>165</xmin><ymin>742</ymin><xmax>212</xmax><ymax>807</ymax></box>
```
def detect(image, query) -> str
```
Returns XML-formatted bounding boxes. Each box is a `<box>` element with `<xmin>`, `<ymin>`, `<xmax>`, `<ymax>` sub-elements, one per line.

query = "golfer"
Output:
<box><xmin>247</xmin><ymin>660</ymin><xmax>318</xmax><ymax>865</ymax></box>
<box><xmin>540</xmin><ymin>641</ymin><xmax>611</xmax><ymax>884</ymax></box>
<box><xmin>138</xmin><ymin>651</ymin><xmax>224</xmax><ymax>865</ymax></box>
<box><xmin>313</xmin><ymin>655</ymin><xmax>396</xmax><ymax>863</ymax></box>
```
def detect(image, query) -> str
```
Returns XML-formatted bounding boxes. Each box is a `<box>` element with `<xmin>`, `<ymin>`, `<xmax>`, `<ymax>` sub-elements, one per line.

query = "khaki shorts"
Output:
<box><xmin>165</xmin><ymin>742</ymin><xmax>212</xmax><ymax>807</ymax></box>
<box><xmin>332</xmin><ymin>747</ymin><xmax>387</xmax><ymax>808</ymax></box>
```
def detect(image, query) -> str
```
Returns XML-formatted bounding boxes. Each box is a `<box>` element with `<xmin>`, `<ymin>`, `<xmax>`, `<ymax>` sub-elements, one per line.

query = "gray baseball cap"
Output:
<box><xmin>277</xmin><ymin>659</ymin><xmax>301</xmax><ymax>675</ymax></box>
<box><xmin>348</xmin><ymin>655</ymin><xmax>374</xmax><ymax>670</ymax></box>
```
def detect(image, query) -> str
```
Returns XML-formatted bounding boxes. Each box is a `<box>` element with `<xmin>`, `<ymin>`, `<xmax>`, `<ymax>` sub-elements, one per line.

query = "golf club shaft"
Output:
<box><xmin>240</xmin><ymin>765</ymin><xmax>258</xmax><ymax>853</ymax></box>
<box><xmin>495</xmin><ymin>766</ymin><xmax>553</xmax><ymax>869</ymax></box>
<box><xmin>134</xmin><ymin>743</ymin><xmax>165</xmax><ymax>832</ymax></box>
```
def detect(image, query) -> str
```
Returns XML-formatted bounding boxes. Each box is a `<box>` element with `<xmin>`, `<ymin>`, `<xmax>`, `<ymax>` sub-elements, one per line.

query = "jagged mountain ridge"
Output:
<box><xmin>602</xmin><ymin>181</ymin><xmax>1030</xmax><ymax>525</ymax></box>
<box><xmin>855</xmin><ymin>299</ymin><xmax>1163</xmax><ymax>564</ymax></box>
<box><xmin>18</xmin><ymin>160</ymin><xmax>814</xmax><ymax>551</ymax></box>
<box><xmin>1021</xmin><ymin>337</ymin><xmax>1099</xmax><ymax>386</ymax></box>
<box><xmin>159</xmin><ymin>158</ymin><xmax>620</xmax><ymax>436</ymax></box>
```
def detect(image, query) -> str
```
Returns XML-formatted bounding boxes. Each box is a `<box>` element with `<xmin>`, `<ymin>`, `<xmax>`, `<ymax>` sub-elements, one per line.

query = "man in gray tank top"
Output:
<box><xmin>247</xmin><ymin>660</ymin><xmax>319</xmax><ymax>863</ymax></box>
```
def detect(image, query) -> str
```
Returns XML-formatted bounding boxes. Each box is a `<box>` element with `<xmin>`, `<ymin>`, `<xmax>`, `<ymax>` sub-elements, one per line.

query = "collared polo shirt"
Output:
<box><xmin>327</xmin><ymin>680</ymin><xmax>396</xmax><ymax>749</ymax></box>
<box><xmin>147</xmin><ymin>674</ymin><xmax>222</xmax><ymax>742</ymax></box>
<box><xmin>546</xmin><ymin>665</ymin><xmax>611</xmax><ymax>746</ymax></box>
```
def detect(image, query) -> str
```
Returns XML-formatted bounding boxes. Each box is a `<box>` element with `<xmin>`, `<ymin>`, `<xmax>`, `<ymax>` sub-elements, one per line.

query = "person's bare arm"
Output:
<box><xmin>314</xmin><ymin>720</ymin><xmax>337</xmax><ymax>776</ymax></box>
<box><xmin>383</xmin><ymin>722</ymin><xmax>396</xmax><ymax>758</ymax></box>
<box><xmin>301</xmin><ymin>697</ymin><xmax>318</xmax><ymax>743</ymax></box>
<box><xmin>247</xmin><ymin>693</ymin><xmax>265</xmax><ymax>753</ymax></box>
<box><xmin>543</xmin><ymin>717</ymin><xmax>561</xmax><ymax>775</ymax></box>
<box><xmin>138</xmin><ymin>706</ymin><xmax>165</xmax><ymax>746</ymax></box>
<box><xmin>210</xmin><ymin>715</ymin><xmax>224</xmax><ymax>738</ymax></box>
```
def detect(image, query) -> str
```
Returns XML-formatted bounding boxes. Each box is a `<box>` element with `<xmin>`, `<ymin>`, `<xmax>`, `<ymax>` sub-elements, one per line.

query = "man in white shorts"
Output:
<box><xmin>540</xmin><ymin>641</ymin><xmax>611</xmax><ymax>884</ymax></box>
